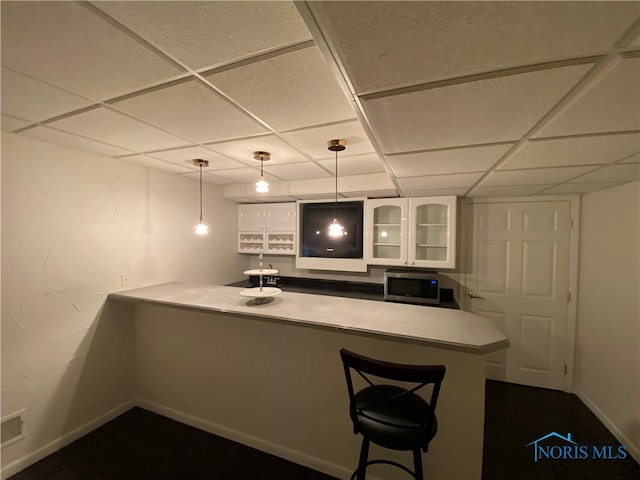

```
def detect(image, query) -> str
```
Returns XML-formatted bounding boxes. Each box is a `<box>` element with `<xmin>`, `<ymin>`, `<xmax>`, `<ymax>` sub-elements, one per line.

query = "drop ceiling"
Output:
<box><xmin>1</xmin><ymin>1</ymin><xmax>639</xmax><ymax>202</ymax></box>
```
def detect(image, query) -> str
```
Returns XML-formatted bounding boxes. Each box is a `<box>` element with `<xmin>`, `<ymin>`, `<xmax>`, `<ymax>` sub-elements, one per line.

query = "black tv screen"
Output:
<box><xmin>300</xmin><ymin>201</ymin><xmax>364</xmax><ymax>258</ymax></box>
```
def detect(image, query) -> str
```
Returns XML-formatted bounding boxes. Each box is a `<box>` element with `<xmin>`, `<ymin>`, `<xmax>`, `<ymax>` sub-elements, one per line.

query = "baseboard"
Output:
<box><xmin>135</xmin><ymin>397</ymin><xmax>356</xmax><ymax>480</ymax></box>
<box><xmin>575</xmin><ymin>389</ymin><xmax>640</xmax><ymax>464</ymax></box>
<box><xmin>0</xmin><ymin>399</ymin><xmax>135</xmax><ymax>480</ymax></box>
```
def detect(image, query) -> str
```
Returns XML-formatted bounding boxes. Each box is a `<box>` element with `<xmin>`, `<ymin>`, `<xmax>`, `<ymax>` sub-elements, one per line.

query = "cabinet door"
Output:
<box><xmin>365</xmin><ymin>198</ymin><xmax>408</xmax><ymax>266</ymax></box>
<box><xmin>265</xmin><ymin>203</ymin><xmax>297</xmax><ymax>231</ymax></box>
<box><xmin>237</xmin><ymin>204</ymin><xmax>265</xmax><ymax>232</ymax></box>
<box><xmin>408</xmin><ymin>196</ymin><xmax>457</xmax><ymax>269</ymax></box>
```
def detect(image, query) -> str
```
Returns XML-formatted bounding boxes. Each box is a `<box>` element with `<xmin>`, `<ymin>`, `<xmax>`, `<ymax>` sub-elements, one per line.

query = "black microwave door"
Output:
<box><xmin>387</xmin><ymin>277</ymin><xmax>438</xmax><ymax>299</ymax></box>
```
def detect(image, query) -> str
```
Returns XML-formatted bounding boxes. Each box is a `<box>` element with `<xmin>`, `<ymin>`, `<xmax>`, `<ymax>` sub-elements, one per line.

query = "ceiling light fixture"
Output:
<box><xmin>327</xmin><ymin>139</ymin><xmax>347</xmax><ymax>237</ymax></box>
<box><xmin>193</xmin><ymin>159</ymin><xmax>209</xmax><ymax>235</ymax></box>
<box><xmin>254</xmin><ymin>151</ymin><xmax>270</xmax><ymax>193</ymax></box>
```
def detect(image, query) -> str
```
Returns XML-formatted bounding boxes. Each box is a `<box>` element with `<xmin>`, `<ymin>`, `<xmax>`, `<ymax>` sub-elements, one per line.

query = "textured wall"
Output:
<box><xmin>0</xmin><ymin>133</ymin><xmax>246</xmax><ymax>474</ymax></box>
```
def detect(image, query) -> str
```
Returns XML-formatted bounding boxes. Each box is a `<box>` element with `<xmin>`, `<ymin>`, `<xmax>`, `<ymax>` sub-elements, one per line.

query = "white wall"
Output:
<box><xmin>575</xmin><ymin>180</ymin><xmax>640</xmax><ymax>462</ymax></box>
<box><xmin>0</xmin><ymin>133</ymin><xmax>246</xmax><ymax>475</ymax></box>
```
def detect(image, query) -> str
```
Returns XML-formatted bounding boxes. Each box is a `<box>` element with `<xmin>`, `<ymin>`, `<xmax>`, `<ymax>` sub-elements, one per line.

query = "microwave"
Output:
<box><xmin>384</xmin><ymin>270</ymin><xmax>440</xmax><ymax>306</ymax></box>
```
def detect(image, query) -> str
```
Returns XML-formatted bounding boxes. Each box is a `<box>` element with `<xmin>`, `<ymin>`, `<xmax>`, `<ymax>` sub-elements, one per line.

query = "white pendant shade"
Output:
<box><xmin>195</xmin><ymin>222</ymin><xmax>208</xmax><ymax>235</ymax></box>
<box><xmin>256</xmin><ymin>176</ymin><xmax>269</xmax><ymax>193</ymax></box>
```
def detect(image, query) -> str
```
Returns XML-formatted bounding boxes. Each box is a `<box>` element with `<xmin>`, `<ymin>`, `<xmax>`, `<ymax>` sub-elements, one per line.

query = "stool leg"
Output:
<box><xmin>356</xmin><ymin>437</ymin><xmax>370</xmax><ymax>480</ymax></box>
<box><xmin>413</xmin><ymin>449</ymin><xmax>424</xmax><ymax>480</ymax></box>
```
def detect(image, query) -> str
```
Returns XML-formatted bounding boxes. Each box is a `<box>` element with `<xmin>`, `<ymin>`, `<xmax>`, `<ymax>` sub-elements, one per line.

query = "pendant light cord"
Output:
<box><xmin>334</xmin><ymin>149</ymin><xmax>338</xmax><ymax>219</ymax></box>
<box><xmin>199</xmin><ymin>164</ymin><xmax>203</xmax><ymax>222</ymax></box>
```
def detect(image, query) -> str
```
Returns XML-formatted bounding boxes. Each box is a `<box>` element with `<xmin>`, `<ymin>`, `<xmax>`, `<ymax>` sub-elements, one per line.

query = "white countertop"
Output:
<box><xmin>109</xmin><ymin>282</ymin><xmax>509</xmax><ymax>354</ymax></box>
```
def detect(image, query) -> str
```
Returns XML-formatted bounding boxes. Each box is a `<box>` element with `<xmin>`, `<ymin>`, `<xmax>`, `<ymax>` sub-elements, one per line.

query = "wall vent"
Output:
<box><xmin>1</xmin><ymin>410</ymin><xmax>26</xmax><ymax>448</ymax></box>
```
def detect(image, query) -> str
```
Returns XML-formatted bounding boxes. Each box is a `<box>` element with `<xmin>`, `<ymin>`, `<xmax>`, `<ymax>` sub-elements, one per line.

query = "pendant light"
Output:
<box><xmin>327</xmin><ymin>139</ymin><xmax>347</xmax><ymax>237</ymax></box>
<box><xmin>192</xmin><ymin>159</ymin><xmax>209</xmax><ymax>235</ymax></box>
<box><xmin>254</xmin><ymin>151</ymin><xmax>270</xmax><ymax>193</ymax></box>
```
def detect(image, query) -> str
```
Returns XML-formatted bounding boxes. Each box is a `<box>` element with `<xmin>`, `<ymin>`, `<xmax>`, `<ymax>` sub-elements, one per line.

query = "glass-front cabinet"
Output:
<box><xmin>365</xmin><ymin>196</ymin><xmax>457</xmax><ymax>269</ymax></box>
<box><xmin>365</xmin><ymin>198</ymin><xmax>408</xmax><ymax>265</ymax></box>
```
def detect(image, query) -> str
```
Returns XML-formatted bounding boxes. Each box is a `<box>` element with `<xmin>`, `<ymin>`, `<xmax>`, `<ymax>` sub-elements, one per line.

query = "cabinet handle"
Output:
<box><xmin>467</xmin><ymin>291</ymin><xmax>485</xmax><ymax>299</ymax></box>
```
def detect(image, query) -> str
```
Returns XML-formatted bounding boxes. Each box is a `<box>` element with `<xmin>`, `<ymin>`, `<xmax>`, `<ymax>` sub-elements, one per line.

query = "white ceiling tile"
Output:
<box><xmin>365</xmin><ymin>64</ymin><xmax>592</xmax><ymax>154</ymax></box>
<box><xmin>180</xmin><ymin>171</ymin><xmax>235</xmax><ymax>185</ymax></box>
<box><xmin>111</xmin><ymin>80</ymin><xmax>267</xmax><ymax>143</ymax></box>
<box><xmin>397</xmin><ymin>172</ymin><xmax>484</xmax><ymax>191</ymax></box>
<box><xmin>211</xmin><ymin>168</ymin><xmax>262</xmax><ymax>183</ymax></box>
<box><xmin>500</xmin><ymin>133</ymin><xmax>640</xmax><ymax>170</ymax></box>
<box><xmin>309</xmin><ymin>1</ymin><xmax>636</xmax><ymax>93</ymax></box>
<box><xmin>570</xmin><ymin>163</ymin><xmax>640</xmax><ymax>183</ymax></box>
<box><xmin>1</xmin><ymin>114</ymin><xmax>31</xmax><ymax>132</ymax></box>
<box><xmin>403</xmin><ymin>187</ymin><xmax>470</xmax><ymax>197</ymax></box>
<box><xmin>206</xmin><ymin>135</ymin><xmax>306</xmax><ymax>165</ymax></box>
<box><xmin>145</xmin><ymin>146</ymin><xmax>244</xmax><ymax>170</ymax></box>
<box><xmin>0</xmin><ymin>1</ymin><xmax>184</xmax><ymax>100</ymax></box>
<box><xmin>343</xmin><ymin>189</ymin><xmax>400</xmax><ymax>199</ymax></box>
<box><xmin>47</xmin><ymin>107</ymin><xmax>187</xmax><ymax>151</ymax></box>
<box><xmin>264</xmin><ymin>162</ymin><xmax>331</xmax><ymax>181</ymax></box>
<box><xmin>205</xmin><ymin>47</ymin><xmax>356</xmax><ymax>131</ymax></box>
<box><xmin>541</xmin><ymin>182</ymin><xmax>625</xmax><ymax>194</ymax></box>
<box><xmin>1</xmin><ymin>67</ymin><xmax>92</xmax><ymax>121</ymax></box>
<box><xmin>282</xmin><ymin>120</ymin><xmax>375</xmax><ymax>158</ymax></box>
<box><xmin>626</xmin><ymin>33</ymin><xmax>640</xmax><ymax>48</ymax></box>
<box><xmin>480</xmin><ymin>166</ymin><xmax>597</xmax><ymax>187</ymax></box>
<box><xmin>20</xmin><ymin>125</ymin><xmax>134</xmax><ymax>157</ymax></box>
<box><xmin>389</xmin><ymin>144</ymin><xmax>513</xmax><ymax>177</ymax></box>
<box><xmin>317</xmin><ymin>153</ymin><xmax>386</xmax><ymax>176</ymax></box>
<box><xmin>93</xmin><ymin>1</ymin><xmax>312</xmax><ymax>71</ymax></box>
<box><xmin>619</xmin><ymin>153</ymin><xmax>640</xmax><ymax>164</ymax></box>
<box><xmin>468</xmin><ymin>185</ymin><xmax>553</xmax><ymax>197</ymax></box>
<box><xmin>536</xmin><ymin>57</ymin><xmax>640</xmax><ymax>137</ymax></box>
<box><xmin>118</xmin><ymin>154</ymin><xmax>194</xmax><ymax>173</ymax></box>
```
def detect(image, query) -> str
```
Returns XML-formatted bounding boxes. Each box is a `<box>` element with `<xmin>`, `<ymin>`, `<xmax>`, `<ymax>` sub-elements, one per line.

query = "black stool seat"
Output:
<box><xmin>355</xmin><ymin>384</ymin><xmax>438</xmax><ymax>451</ymax></box>
<box><xmin>339</xmin><ymin>348</ymin><xmax>446</xmax><ymax>480</ymax></box>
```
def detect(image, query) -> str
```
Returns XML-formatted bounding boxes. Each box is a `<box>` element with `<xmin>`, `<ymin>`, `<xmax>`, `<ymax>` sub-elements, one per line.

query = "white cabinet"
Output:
<box><xmin>365</xmin><ymin>198</ymin><xmax>409</xmax><ymax>265</ymax></box>
<box><xmin>237</xmin><ymin>203</ymin><xmax>297</xmax><ymax>255</ymax></box>
<box><xmin>365</xmin><ymin>196</ymin><xmax>457</xmax><ymax>269</ymax></box>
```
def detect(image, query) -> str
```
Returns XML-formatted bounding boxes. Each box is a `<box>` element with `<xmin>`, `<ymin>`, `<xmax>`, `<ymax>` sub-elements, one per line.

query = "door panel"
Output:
<box><xmin>522</xmin><ymin>241</ymin><xmax>556</xmax><ymax>297</ymax></box>
<box><xmin>466</xmin><ymin>201</ymin><xmax>571</xmax><ymax>390</ymax></box>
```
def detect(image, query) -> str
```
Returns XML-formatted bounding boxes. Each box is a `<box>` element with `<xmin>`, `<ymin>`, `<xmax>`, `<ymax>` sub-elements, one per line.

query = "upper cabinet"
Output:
<box><xmin>365</xmin><ymin>198</ymin><xmax>409</xmax><ymax>266</ymax></box>
<box><xmin>237</xmin><ymin>203</ymin><xmax>297</xmax><ymax>255</ymax></box>
<box><xmin>365</xmin><ymin>196</ymin><xmax>457</xmax><ymax>269</ymax></box>
<box><xmin>237</xmin><ymin>203</ymin><xmax>265</xmax><ymax>232</ymax></box>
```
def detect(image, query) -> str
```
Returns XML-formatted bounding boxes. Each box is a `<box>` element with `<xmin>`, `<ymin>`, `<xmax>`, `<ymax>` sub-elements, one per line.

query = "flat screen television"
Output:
<box><xmin>300</xmin><ymin>201</ymin><xmax>364</xmax><ymax>258</ymax></box>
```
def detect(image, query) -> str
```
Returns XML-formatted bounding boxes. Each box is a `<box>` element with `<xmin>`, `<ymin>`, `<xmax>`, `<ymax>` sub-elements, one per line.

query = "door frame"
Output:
<box><xmin>460</xmin><ymin>195</ymin><xmax>581</xmax><ymax>393</ymax></box>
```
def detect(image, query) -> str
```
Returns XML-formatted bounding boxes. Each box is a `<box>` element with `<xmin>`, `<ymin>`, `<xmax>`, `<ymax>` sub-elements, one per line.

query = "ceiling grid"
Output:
<box><xmin>1</xmin><ymin>1</ymin><xmax>638</xmax><ymax>201</ymax></box>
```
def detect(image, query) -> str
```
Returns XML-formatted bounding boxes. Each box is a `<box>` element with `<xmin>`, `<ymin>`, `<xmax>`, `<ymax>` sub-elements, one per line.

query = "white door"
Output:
<box><xmin>465</xmin><ymin>201</ymin><xmax>571</xmax><ymax>390</ymax></box>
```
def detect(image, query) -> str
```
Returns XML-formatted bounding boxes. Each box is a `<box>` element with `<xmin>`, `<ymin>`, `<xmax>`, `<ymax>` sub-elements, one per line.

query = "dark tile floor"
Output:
<box><xmin>9</xmin><ymin>380</ymin><xmax>640</xmax><ymax>479</ymax></box>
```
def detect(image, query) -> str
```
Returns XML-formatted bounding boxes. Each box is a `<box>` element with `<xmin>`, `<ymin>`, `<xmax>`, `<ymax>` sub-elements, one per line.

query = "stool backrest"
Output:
<box><xmin>339</xmin><ymin>348</ymin><xmax>446</xmax><ymax>435</ymax></box>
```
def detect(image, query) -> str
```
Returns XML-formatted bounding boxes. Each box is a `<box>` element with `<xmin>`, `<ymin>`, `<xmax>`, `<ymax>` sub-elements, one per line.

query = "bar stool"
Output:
<box><xmin>339</xmin><ymin>348</ymin><xmax>446</xmax><ymax>480</ymax></box>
